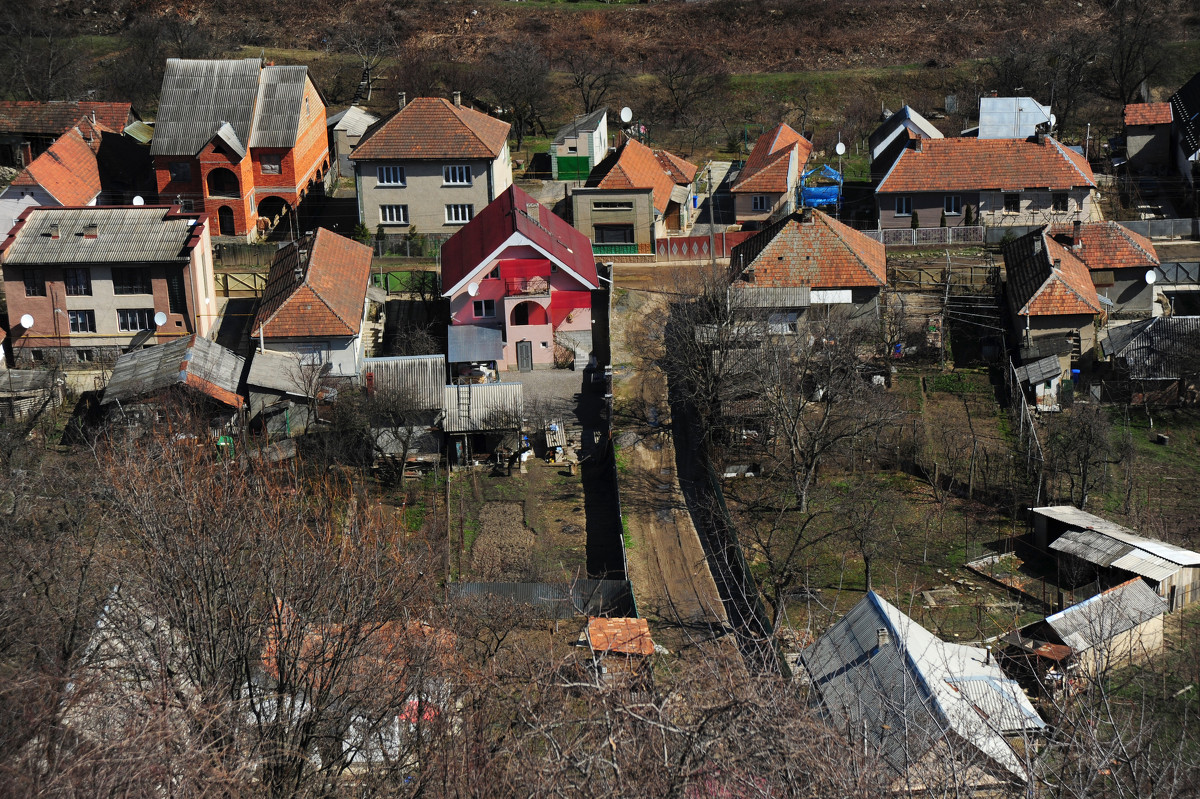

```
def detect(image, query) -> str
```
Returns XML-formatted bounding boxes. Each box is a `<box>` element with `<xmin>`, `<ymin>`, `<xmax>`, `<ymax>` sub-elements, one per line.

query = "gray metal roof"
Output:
<box><xmin>442</xmin><ymin>383</ymin><xmax>522</xmax><ymax>433</ymax></box>
<box><xmin>327</xmin><ymin>106</ymin><xmax>378</xmax><ymax>137</ymax></box>
<box><xmin>801</xmin><ymin>592</ymin><xmax>1043</xmax><ymax>784</ymax></box>
<box><xmin>246</xmin><ymin>350</ymin><xmax>310</xmax><ymax>396</ymax></box>
<box><xmin>1049</xmin><ymin>529</ymin><xmax>1183</xmax><ymax>582</ymax></box>
<box><xmin>730</xmin><ymin>284</ymin><xmax>811</xmax><ymax>309</ymax></box>
<box><xmin>2</xmin><ymin>207</ymin><xmax>200</xmax><ymax>264</ymax></box>
<box><xmin>1102</xmin><ymin>316</ymin><xmax>1200</xmax><ymax>380</ymax></box>
<box><xmin>212</xmin><ymin>121</ymin><xmax>245</xmax><ymax>158</ymax></box>
<box><xmin>552</xmin><ymin>107</ymin><xmax>607</xmax><ymax>146</ymax></box>
<box><xmin>0</xmin><ymin>370</ymin><xmax>62</xmax><ymax>395</ymax></box>
<box><xmin>447</xmin><ymin>325</ymin><xmax>504</xmax><ymax>363</ymax></box>
<box><xmin>102</xmin><ymin>335</ymin><xmax>244</xmax><ymax>407</ymax></box>
<box><xmin>363</xmin><ymin>355</ymin><xmax>446</xmax><ymax>410</ymax></box>
<box><xmin>1045</xmin><ymin>579</ymin><xmax>1166</xmax><ymax>652</ymax></box>
<box><xmin>249</xmin><ymin>66</ymin><xmax>309</xmax><ymax>149</ymax></box>
<box><xmin>152</xmin><ymin>59</ymin><xmax>263</xmax><ymax>157</ymax></box>
<box><xmin>1015</xmin><ymin>354</ymin><xmax>1061</xmax><ymax>386</ymax></box>
<box><xmin>1034</xmin><ymin>506</ymin><xmax>1200</xmax><ymax>567</ymax></box>
<box><xmin>978</xmin><ymin>96</ymin><xmax>1052</xmax><ymax>139</ymax></box>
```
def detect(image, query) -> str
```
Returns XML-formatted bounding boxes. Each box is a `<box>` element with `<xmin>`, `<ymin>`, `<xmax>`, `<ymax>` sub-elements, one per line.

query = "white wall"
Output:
<box><xmin>0</xmin><ymin>186</ymin><xmax>56</xmax><ymax>239</ymax></box>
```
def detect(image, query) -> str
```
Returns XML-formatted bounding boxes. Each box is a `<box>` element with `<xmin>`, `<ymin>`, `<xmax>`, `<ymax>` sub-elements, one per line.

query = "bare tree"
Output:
<box><xmin>334</xmin><ymin>18</ymin><xmax>397</xmax><ymax>103</ymax></box>
<box><xmin>557</xmin><ymin>38</ymin><xmax>625</xmax><ymax>115</ymax></box>
<box><xmin>647</xmin><ymin>46</ymin><xmax>729</xmax><ymax>125</ymax></box>
<box><xmin>1045</xmin><ymin>402</ymin><xmax>1127</xmax><ymax>509</ymax></box>
<box><xmin>484</xmin><ymin>39</ymin><xmax>552</xmax><ymax>153</ymax></box>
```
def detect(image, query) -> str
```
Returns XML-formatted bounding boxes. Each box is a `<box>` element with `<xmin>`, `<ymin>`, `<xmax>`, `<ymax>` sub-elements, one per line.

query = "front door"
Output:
<box><xmin>516</xmin><ymin>340</ymin><xmax>533</xmax><ymax>372</ymax></box>
<box><xmin>218</xmin><ymin>206</ymin><xmax>236</xmax><ymax>236</ymax></box>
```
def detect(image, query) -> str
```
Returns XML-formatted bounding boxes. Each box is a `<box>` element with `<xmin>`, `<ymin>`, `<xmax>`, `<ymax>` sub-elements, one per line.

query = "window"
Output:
<box><xmin>380</xmin><ymin>204</ymin><xmax>408</xmax><ymax>224</ymax></box>
<box><xmin>178</xmin><ymin>199</ymin><xmax>195</xmax><ymax>212</ymax></box>
<box><xmin>593</xmin><ymin>201</ymin><xmax>634</xmax><ymax>211</ymax></box>
<box><xmin>167</xmin><ymin>272</ymin><xmax>187</xmax><ymax>315</ymax></box>
<box><xmin>1052</xmin><ymin>193</ymin><xmax>1069</xmax><ymax>212</ymax></box>
<box><xmin>443</xmin><ymin>165</ymin><xmax>472</xmax><ymax>186</ymax></box>
<box><xmin>594</xmin><ymin>224</ymin><xmax>635</xmax><ymax>244</ymax></box>
<box><xmin>168</xmin><ymin>162</ymin><xmax>191</xmax><ymax>182</ymax></box>
<box><xmin>895</xmin><ymin>196</ymin><xmax>912</xmax><ymax>217</ymax></box>
<box><xmin>23</xmin><ymin>269</ymin><xmax>45</xmax><ymax>297</ymax></box>
<box><xmin>67</xmin><ymin>310</ymin><xmax>95</xmax><ymax>333</ymax></box>
<box><xmin>64</xmin><ymin>267</ymin><xmax>92</xmax><ymax>296</ymax></box>
<box><xmin>944</xmin><ymin>195</ymin><xmax>961</xmax><ymax>215</ymax></box>
<box><xmin>567</xmin><ymin>145</ymin><xmax>577</xmax><ymax>154</ymax></box>
<box><xmin>76</xmin><ymin>349</ymin><xmax>94</xmax><ymax>363</ymax></box>
<box><xmin>261</xmin><ymin>154</ymin><xmax>282</xmax><ymax>175</ymax></box>
<box><xmin>112</xmin><ymin>268</ymin><xmax>151</xmax><ymax>295</ymax></box>
<box><xmin>377</xmin><ymin>165</ymin><xmax>406</xmax><ymax>186</ymax></box>
<box><xmin>117</xmin><ymin>309</ymin><xmax>155</xmax><ymax>332</ymax></box>
<box><xmin>751</xmin><ymin>195</ymin><xmax>770</xmax><ymax>212</ymax></box>
<box><xmin>1004</xmin><ymin>193</ymin><xmax>1021</xmax><ymax>213</ymax></box>
<box><xmin>445</xmin><ymin>204</ymin><xmax>474</xmax><ymax>224</ymax></box>
<box><xmin>473</xmin><ymin>299</ymin><xmax>495</xmax><ymax>318</ymax></box>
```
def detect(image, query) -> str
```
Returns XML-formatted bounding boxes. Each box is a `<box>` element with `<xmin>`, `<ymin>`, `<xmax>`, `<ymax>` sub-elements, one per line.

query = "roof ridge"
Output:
<box><xmin>448</xmin><ymin>99</ymin><xmax>495</xmax><ymax>157</ymax></box>
<box><xmin>820</xmin><ymin>213</ymin><xmax>885</xmax><ymax>286</ymax></box>
<box><xmin>1049</xmin><ymin>137</ymin><xmax>1095</xmax><ymax>187</ymax></box>
<box><xmin>1110</xmin><ymin>221</ymin><xmax>1159</xmax><ymax>265</ymax></box>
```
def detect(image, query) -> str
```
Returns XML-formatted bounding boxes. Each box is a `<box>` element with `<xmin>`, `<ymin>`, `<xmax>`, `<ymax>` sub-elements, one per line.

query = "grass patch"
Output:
<box><xmin>928</xmin><ymin>371</ymin><xmax>991</xmax><ymax>395</ymax></box>
<box><xmin>614</xmin><ymin>444</ymin><xmax>630</xmax><ymax>476</ymax></box>
<box><xmin>622</xmin><ymin>515</ymin><xmax>634</xmax><ymax>552</ymax></box>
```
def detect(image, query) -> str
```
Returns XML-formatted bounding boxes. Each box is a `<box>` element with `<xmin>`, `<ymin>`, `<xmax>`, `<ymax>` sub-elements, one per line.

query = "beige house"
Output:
<box><xmin>731</xmin><ymin>124</ymin><xmax>812</xmax><ymax>225</ymax></box>
<box><xmin>352</xmin><ymin>94</ymin><xmax>512</xmax><ymax>236</ymax></box>
<box><xmin>1043</xmin><ymin>579</ymin><xmax>1167</xmax><ymax>676</ymax></box>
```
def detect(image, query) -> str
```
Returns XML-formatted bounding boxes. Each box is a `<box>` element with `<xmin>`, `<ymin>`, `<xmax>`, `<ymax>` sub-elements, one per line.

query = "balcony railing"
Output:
<box><xmin>504</xmin><ymin>277</ymin><xmax>550</xmax><ymax>296</ymax></box>
<box><xmin>592</xmin><ymin>243</ymin><xmax>638</xmax><ymax>255</ymax></box>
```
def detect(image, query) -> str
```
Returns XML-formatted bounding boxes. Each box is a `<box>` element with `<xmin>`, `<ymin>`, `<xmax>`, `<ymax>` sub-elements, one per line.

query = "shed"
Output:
<box><xmin>102</xmin><ymin>335</ymin><xmax>244</xmax><ymax>411</ymax></box>
<box><xmin>0</xmin><ymin>370</ymin><xmax>65</xmax><ymax>420</ymax></box>
<box><xmin>1039</xmin><ymin>578</ymin><xmax>1167</xmax><ymax>676</ymax></box>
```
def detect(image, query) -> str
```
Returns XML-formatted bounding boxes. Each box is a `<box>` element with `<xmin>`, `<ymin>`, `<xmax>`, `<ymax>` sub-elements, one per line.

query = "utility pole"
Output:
<box><xmin>707</xmin><ymin>163</ymin><xmax>717</xmax><ymax>272</ymax></box>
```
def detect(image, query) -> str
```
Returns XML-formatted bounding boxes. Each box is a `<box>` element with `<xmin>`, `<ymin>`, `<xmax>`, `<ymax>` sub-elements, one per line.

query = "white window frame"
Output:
<box><xmin>380</xmin><ymin>204</ymin><xmax>408</xmax><ymax>224</ymax></box>
<box><xmin>117</xmin><ymin>308</ymin><xmax>155</xmax><ymax>332</ymax></box>
<box><xmin>443</xmin><ymin>165</ymin><xmax>472</xmax><ymax>186</ymax></box>
<box><xmin>944</xmin><ymin>195</ymin><xmax>961</xmax><ymax>216</ymax></box>
<box><xmin>751</xmin><ymin>195</ymin><xmax>770</xmax><ymax>212</ymax></box>
<box><xmin>446</xmin><ymin>204</ymin><xmax>474</xmax><ymax>224</ymax></box>
<box><xmin>377</xmin><ymin>165</ymin><xmax>406</xmax><ymax>186</ymax></box>
<box><xmin>473</xmin><ymin>299</ymin><xmax>495</xmax><ymax>319</ymax></box>
<box><xmin>895</xmin><ymin>196</ymin><xmax>912</xmax><ymax>217</ymax></box>
<box><xmin>68</xmin><ymin>309</ymin><xmax>96</xmax><ymax>333</ymax></box>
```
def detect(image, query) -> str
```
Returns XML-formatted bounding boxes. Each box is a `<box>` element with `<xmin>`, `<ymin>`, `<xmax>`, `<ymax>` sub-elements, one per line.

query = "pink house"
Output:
<box><xmin>441</xmin><ymin>185</ymin><xmax>598</xmax><ymax>374</ymax></box>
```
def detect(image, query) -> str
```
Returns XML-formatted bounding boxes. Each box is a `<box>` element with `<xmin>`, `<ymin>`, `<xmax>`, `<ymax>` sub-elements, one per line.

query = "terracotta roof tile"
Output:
<box><xmin>1004</xmin><ymin>227</ymin><xmax>1100</xmax><ymax>317</ymax></box>
<box><xmin>730</xmin><ymin>208</ymin><xmax>886</xmax><ymax>289</ymax></box>
<box><xmin>877</xmin><ymin>136</ymin><xmax>1096</xmax><ymax>193</ymax></box>
<box><xmin>596</xmin><ymin>139</ymin><xmax>696</xmax><ymax>214</ymax></box>
<box><xmin>1124</xmin><ymin>103</ymin><xmax>1172</xmax><ymax>126</ymax></box>
<box><xmin>587</xmin><ymin>617</ymin><xmax>654</xmax><ymax>657</ymax></box>
<box><xmin>351</xmin><ymin>97</ymin><xmax>509</xmax><ymax>161</ymax></box>
<box><xmin>731</xmin><ymin>123</ymin><xmax>812</xmax><ymax>194</ymax></box>
<box><xmin>9</xmin><ymin>127</ymin><xmax>101</xmax><ymax>205</ymax></box>
<box><xmin>253</xmin><ymin>228</ymin><xmax>373</xmax><ymax>338</ymax></box>
<box><xmin>1047</xmin><ymin>221</ymin><xmax>1159</xmax><ymax>272</ymax></box>
<box><xmin>0</xmin><ymin>101</ymin><xmax>132</xmax><ymax>136</ymax></box>
<box><xmin>655</xmin><ymin>149</ymin><xmax>699</xmax><ymax>184</ymax></box>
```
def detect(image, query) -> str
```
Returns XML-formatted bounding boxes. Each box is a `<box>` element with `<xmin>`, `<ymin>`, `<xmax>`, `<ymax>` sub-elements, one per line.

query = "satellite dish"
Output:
<box><xmin>132</xmin><ymin>195</ymin><xmax>145</xmax><ymax>206</ymax></box>
<box><xmin>1049</xmin><ymin>114</ymin><xmax>1057</xmax><ymax>129</ymax></box>
<box><xmin>19</xmin><ymin>314</ymin><xmax>33</xmax><ymax>329</ymax></box>
<box><xmin>620</xmin><ymin>107</ymin><xmax>633</xmax><ymax>124</ymax></box>
<box><xmin>154</xmin><ymin>311</ymin><xmax>168</xmax><ymax>327</ymax></box>
<box><xmin>467</xmin><ymin>282</ymin><xmax>479</xmax><ymax>297</ymax></box>
<box><xmin>835</xmin><ymin>142</ymin><xmax>846</xmax><ymax>156</ymax></box>
<box><xmin>1145</xmin><ymin>270</ymin><xmax>1157</xmax><ymax>285</ymax></box>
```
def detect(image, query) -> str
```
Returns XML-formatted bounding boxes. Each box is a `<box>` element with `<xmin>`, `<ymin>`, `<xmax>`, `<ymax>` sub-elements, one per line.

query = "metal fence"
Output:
<box><xmin>655</xmin><ymin>231</ymin><xmax>755</xmax><ymax>262</ymax></box>
<box><xmin>1003</xmin><ymin>357</ymin><xmax>1046</xmax><ymax>504</ymax></box>
<box><xmin>446</xmin><ymin>579</ymin><xmax>634</xmax><ymax>618</ymax></box>
<box><xmin>982</xmin><ymin>218</ymin><xmax>1200</xmax><ymax>244</ymax></box>
<box><xmin>372</xmin><ymin>233</ymin><xmax>451</xmax><ymax>259</ymax></box>
<box><xmin>860</xmin><ymin>226</ymin><xmax>985</xmax><ymax>247</ymax></box>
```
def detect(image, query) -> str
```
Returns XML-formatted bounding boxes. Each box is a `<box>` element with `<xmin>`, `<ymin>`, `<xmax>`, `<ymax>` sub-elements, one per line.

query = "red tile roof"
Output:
<box><xmin>731</xmin><ymin>123</ymin><xmax>812</xmax><ymax>194</ymax></box>
<box><xmin>351</xmin><ymin>97</ymin><xmax>510</xmax><ymax>161</ymax></box>
<box><xmin>252</xmin><ymin>228</ymin><xmax>373</xmax><ymax>338</ymax></box>
<box><xmin>730</xmin><ymin>208</ymin><xmax>886</xmax><ymax>289</ymax></box>
<box><xmin>877</xmin><ymin>136</ymin><xmax>1096</xmax><ymax>193</ymax></box>
<box><xmin>596</xmin><ymin>139</ymin><xmax>696</xmax><ymax>214</ymax></box>
<box><xmin>1046</xmin><ymin>221</ymin><xmax>1159</xmax><ymax>272</ymax></box>
<box><xmin>587</xmin><ymin>617</ymin><xmax>654</xmax><ymax>657</ymax></box>
<box><xmin>1124</xmin><ymin>102</ymin><xmax>1172</xmax><ymax>126</ymax></box>
<box><xmin>440</xmin><ymin>184</ymin><xmax>598</xmax><ymax>295</ymax></box>
<box><xmin>9</xmin><ymin>127</ymin><xmax>101</xmax><ymax>205</ymax></box>
<box><xmin>0</xmin><ymin>101</ymin><xmax>132</xmax><ymax>136</ymax></box>
<box><xmin>1004</xmin><ymin>227</ymin><xmax>1100</xmax><ymax>317</ymax></box>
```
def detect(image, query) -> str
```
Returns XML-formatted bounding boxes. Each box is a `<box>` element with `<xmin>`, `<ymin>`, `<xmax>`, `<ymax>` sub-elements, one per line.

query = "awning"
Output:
<box><xmin>448</xmin><ymin>325</ymin><xmax>504</xmax><ymax>363</ymax></box>
<box><xmin>550</xmin><ymin>291</ymin><xmax>592</xmax><ymax>328</ymax></box>
<box><xmin>499</xmin><ymin>258</ymin><xmax>553</xmax><ymax>280</ymax></box>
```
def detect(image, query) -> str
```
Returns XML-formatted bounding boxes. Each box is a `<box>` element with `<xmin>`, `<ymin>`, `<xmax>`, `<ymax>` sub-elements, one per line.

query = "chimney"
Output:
<box><xmin>19</xmin><ymin>142</ymin><xmax>32</xmax><ymax>166</ymax></box>
<box><xmin>1053</xmin><ymin>258</ymin><xmax>1062</xmax><ymax>271</ymax></box>
<box><xmin>799</xmin><ymin>207</ymin><xmax>812</xmax><ymax>223</ymax></box>
<box><xmin>1072</xmin><ymin>219</ymin><xmax>1082</xmax><ymax>248</ymax></box>
<box><xmin>912</xmin><ymin>138</ymin><xmax>923</xmax><ymax>153</ymax></box>
<box><xmin>452</xmin><ymin>91</ymin><xmax>462</xmax><ymax>108</ymax></box>
<box><xmin>49</xmin><ymin>223</ymin><xmax>60</xmax><ymax>239</ymax></box>
<box><xmin>83</xmin><ymin>223</ymin><xmax>98</xmax><ymax>239</ymax></box>
<box><xmin>1035</xmin><ymin>130</ymin><xmax>1046</xmax><ymax>146</ymax></box>
<box><xmin>398</xmin><ymin>92</ymin><xmax>406</xmax><ymax>110</ymax></box>
<box><xmin>876</xmin><ymin>627</ymin><xmax>891</xmax><ymax>650</ymax></box>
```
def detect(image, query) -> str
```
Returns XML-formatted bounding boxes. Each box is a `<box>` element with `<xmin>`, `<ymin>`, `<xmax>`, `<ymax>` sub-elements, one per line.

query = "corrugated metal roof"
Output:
<box><xmin>1</xmin><ymin>206</ymin><xmax>201</xmax><ymax>264</ymax></box>
<box><xmin>1103</xmin><ymin>316</ymin><xmax>1200</xmax><ymax>381</ymax></box>
<box><xmin>731</xmin><ymin>285</ymin><xmax>811</xmax><ymax>309</ymax></box>
<box><xmin>801</xmin><ymin>592</ymin><xmax>1043</xmax><ymax>784</ymax></box>
<box><xmin>249</xmin><ymin>66</ymin><xmax>308</xmax><ymax>149</ymax></box>
<box><xmin>1045</xmin><ymin>579</ymin><xmax>1166</xmax><ymax>652</ymax></box>
<box><xmin>102</xmin><ymin>335</ymin><xmax>244</xmax><ymax>408</ymax></box>
<box><xmin>1034</xmin><ymin>506</ymin><xmax>1200</xmax><ymax>566</ymax></box>
<box><xmin>123</xmin><ymin>120</ymin><xmax>154</xmax><ymax>144</ymax></box>
<box><xmin>1050</xmin><ymin>528</ymin><xmax>1134</xmax><ymax>568</ymax></box>
<box><xmin>151</xmin><ymin>59</ymin><xmax>263</xmax><ymax>157</ymax></box>
<box><xmin>447</xmin><ymin>325</ymin><xmax>504</xmax><ymax>363</ymax></box>
<box><xmin>327</xmin><ymin>106</ymin><xmax>378</xmax><ymax>137</ymax></box>
<box><xmin>363</xmin><ymin>355</ymin><xmax>446</xmax><ymax>410</ymax></box>
<box><xmin>552</xmin><ymin>107</ymin><xmax>607</xmax><ymax>145</ymax></box>
<box><xmin>442</xmin><ymin>383</ymin><xmax>522</xmax><ymax>433</ymax></box>
<box><xmin>1015</xmin><ymin>354</ymin><xmax>1061</xmax><ymax>386</ymax></box>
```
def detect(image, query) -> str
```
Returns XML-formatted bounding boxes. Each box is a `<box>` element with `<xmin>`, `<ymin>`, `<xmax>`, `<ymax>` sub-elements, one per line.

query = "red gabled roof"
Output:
<box><xmin>731</xmin><ymin>123</ymin><xmax>812</xmax><ymax>194</ymax></box>
<box><xmin>655</xmin><ymin>149</ymin><xmax>699</xmax><ymax>185</ymax></box>
<box><xmin>730</xmin><ymin>208</ymin><xmax>886</xmax><ymax>289</ymax></box>
<box><xmin>9</xmin><ymin>127</ymin><xmax>101</xmax><ymax>205</ymax></box>
<box><xmin>440</xmin><ymin>185</ymin><xmax>598</xmax><ymax>295</ymax></box>
<box><xmin>877</xmin><ymin>136</ymin><xmax>1096</xmax><ymax>193</ymax></box>
<box><xmin>0</xmin><ymin>101</ymin><xmax>132</xmax><ymax>136</ymax></box>
<box><xmin>1005</xmin><ymin>227</ymin><xmax>1101</xmax><ymax>317</ymax></box>
<box><xmin>252</xmin><ymin>228</ymin><xmax>373</xmax><ymax>338</ymax></box>
<box><xmin>1124</xmin><ymin>102</ymin><xmax>1172</xmax><ymax>126</ymax></box>
<box><xmin>1047</xmin><ymin>221</ymin><xmax>1159</xmax><ymax>272</ymax></box>
<box><xmin>596</xmin><ymin>139</ymin><xmax>696</xmax><ymax>214</ymax></box>
<box><xmin>351</xmin><ymin>97</ymin><xmax>509</xmax><ymax>161</ymax></box>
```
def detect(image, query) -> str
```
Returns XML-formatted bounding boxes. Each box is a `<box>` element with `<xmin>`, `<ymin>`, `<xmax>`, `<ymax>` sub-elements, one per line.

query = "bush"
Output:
<box><xmin>911</xmin><ymin>211</ymin><xmax>920</xmax><ymax>230</ymax></box>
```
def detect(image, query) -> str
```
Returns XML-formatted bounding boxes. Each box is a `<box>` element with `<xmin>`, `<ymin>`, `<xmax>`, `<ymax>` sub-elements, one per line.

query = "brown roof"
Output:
<box><xmin>9</xmin><ymin>127</ymin><xmax>101</xmax><ymax>205</ymax></box>
<box><xmin>655</xmin><ymin>149</ymin><xmax>699</xmax><ymax>185</ymax></box>
<box><xmin>1124</xmin><ymin>102</ymin><xmax>1173</xmax><ymax>126</ymax></box>
<box><xmin>351</xmin><ymin>97</ymin><xmax>510</xmax><ymax>161</ymax></box>
<box><xmin>252</xmin><ymin>228</ymin><xmax>373</xmax><ymax>338</ymax></box>
<box><xmin>877</xmin><ymin>136</ymin><xmax>1096</xmax><ymax>193</ymax></box>
<box><xmin>731</xmin><ymin>123</ymin><xmax>812</xmax><ymax>194</ymax></box>
<box><xmin>730</xmin><ymin>208</ymin><xmax>887</xmax><ymax>289</ymax></box>
<box><xmin>1047</xmin><ymin>221</ymin><xmax>1159</xmax><ymax>272</ymax></box>
<box><xmin>587</xmin><ymin>617</ymin><xmax>654</xmax><ymax>657</ymax></box>
<box><xmin>596</xmin><ymin>139</ymin><xmax>696</xmax><ymax>214</ymax></box>
<box><xmin>0</xmin><ymin>101</ymin><xmax>132</xmax><ymax>136</ymax></box>
<box><xmin>1004</xmin><ymin>227</ymin><xmax>1101</xmax><ymax>317</ymax></box>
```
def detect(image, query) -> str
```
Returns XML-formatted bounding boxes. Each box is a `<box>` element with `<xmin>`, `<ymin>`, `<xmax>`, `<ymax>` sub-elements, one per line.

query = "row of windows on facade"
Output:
<box><xmin>376</xmin><ymin>165</ymin><xmax>473</xmax><ymax>187</ymax></box>
<box><xmin>43</xmin><ymin>308</ymin><xmax>163</xmax><ymax>333</ymax></box>
<box><xmin>23</xmin><ymin>268</ymin><xmax>186</xmax><ymax>299</ymax></box>
<box><xmin>167</xmin><ymin>157</ymin><xmax>283</xmax><ymax>183</ymax></box>
<box><xmin>893</xmin><ymin>193</ymin><xmax>1072</xmax><ymax>216</ymax></box>
<box><xmin>379</xmin><ymin>204</ymin><xmax>474</xmax><ymax>225</ymax></box>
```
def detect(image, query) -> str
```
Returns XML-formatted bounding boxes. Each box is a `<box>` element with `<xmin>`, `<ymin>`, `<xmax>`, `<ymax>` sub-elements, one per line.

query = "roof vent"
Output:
<box><xmin>49</xmin><ymin>223</ymin><xmax>60</xmax><ymax>239</ymax></box>
<box><xmin>453</xmin><ymin>91</ymin><xmax>462</xmax><ymax>108</ymax></box>
<box><xmin>876</xmin><ymin>627</ymin><xmax>890</xmax><ymax>650</ymax></box>
<box><xmin>83</xmin><ymin>223</ymin><xmax>98</xmax><ymax>239</ymax></box>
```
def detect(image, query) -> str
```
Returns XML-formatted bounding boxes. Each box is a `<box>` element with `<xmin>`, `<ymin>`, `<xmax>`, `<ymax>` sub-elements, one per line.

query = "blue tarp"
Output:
<box><xmin>800</xmin><ymin>164</ymin><xmax>843</xmax><ymax>209</ymax></box>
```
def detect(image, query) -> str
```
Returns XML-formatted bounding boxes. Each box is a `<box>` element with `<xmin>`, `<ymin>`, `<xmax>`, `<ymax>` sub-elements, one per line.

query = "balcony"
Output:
<box><xmin>504</xmin><ymin>277</ymin><xmax>550</xmax><ymax>297</ymax></box>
